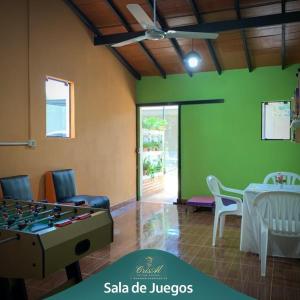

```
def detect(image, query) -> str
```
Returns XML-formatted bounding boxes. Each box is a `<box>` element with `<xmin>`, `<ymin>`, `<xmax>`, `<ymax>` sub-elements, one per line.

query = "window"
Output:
<box><xmin>262</xmin><ymin>101</ymin><xmax>291</xmax><ymax>140</ymax></box>
<box><xmin>45</xmin><ymin>77</ymin><xmax>74</xmax><ymax>138</ymax></box>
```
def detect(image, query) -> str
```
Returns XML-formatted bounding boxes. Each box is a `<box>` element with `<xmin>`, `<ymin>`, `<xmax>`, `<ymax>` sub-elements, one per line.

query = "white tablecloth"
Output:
<box><xmin>240</xmin><ymin>183</ymin><xmax>300</xmax><ymax>258</ymax></box>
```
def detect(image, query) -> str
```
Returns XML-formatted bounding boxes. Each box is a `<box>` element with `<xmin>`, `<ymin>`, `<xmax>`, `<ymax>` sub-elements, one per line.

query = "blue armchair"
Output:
<box><xmin>0</xmin><ymin>175</ymin><xmax>33</xmax><ymax>201</ymax></box>
<box><xmin>51</xmin><ymin>169</ymin><xmax>110</xmax><ymax>209</ymax></box>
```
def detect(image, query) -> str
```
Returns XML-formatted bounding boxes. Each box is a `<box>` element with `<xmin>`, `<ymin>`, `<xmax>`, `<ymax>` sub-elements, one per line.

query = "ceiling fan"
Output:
<box><xmin>111</xmin><ymin>0</ymin><xmax>219</xmax><ymax>47</ymax></box>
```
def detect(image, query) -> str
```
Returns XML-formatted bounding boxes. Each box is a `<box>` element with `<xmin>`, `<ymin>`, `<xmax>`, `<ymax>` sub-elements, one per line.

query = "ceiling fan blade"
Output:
<box><xmin>127</xmin><ymin>4</ymin><xmax>155</xmax><ymax>30</ymax></box>
<box><xmin>166</xmin><ymin>30</ymin><xmax>219</xmax><ymax>40</ymax></box>
<box><xmin>111</xmin><ymin>35</ymin><xmax>147</xmax><ymax>47</ymax></box>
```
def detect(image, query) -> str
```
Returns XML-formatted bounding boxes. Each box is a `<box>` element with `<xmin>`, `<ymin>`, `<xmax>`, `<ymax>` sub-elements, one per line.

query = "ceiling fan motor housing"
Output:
<box><xmin>146</xmin><ymin>29</ymin><xmax>165</xmax><ymax>40</ymax></box>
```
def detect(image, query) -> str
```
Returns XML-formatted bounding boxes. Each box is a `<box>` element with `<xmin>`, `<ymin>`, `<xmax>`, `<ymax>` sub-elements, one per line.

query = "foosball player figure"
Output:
<box><xmin>48</xmin><ymin>216</ymin><xmax>54</xmax><ymax>227</ymax></box>
<box><xmin>52</xmin><ymin>206</ymin><xmax>62</xmax><ymax>219</ymax></box>
<box><xmin>16</xmin><ymin>208</ymin><xmax>23</xmax><ymax>218</ymax></box>
<box><xmin>18</xmin><ymin>222</ymin><xmax>27</xmax><ymax>230</ymax></box>
<box><xmin>30</xmin><ymin>204</ymin><xmax>36</xmax><ymax>213</ymax></box>
<box><xmin>7</xmin><ymin>218</ymin><xmax>15</xmax><ymax>227</ymax></box>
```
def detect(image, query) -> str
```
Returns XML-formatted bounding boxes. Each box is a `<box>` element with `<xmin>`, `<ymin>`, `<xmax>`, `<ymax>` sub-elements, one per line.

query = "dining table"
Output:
<box><xmin>240</xmin><ymin>183</ymin><xmax>300</xmax><ymax>258</ymax></box>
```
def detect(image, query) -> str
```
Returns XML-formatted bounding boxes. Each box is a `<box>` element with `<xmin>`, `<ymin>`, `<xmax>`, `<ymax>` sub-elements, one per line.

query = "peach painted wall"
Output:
<box><xmin>0</xmin><ymin>0</ymin><xmax>136</xmax><ymax>206</ymax></box>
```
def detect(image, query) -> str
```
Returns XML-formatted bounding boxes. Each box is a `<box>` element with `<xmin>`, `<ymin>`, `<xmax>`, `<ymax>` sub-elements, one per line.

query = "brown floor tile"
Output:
<box><xmin>235</xmin><ymin>251</ymin><xmax>261</xmax><ymax>266</ymax></box>
<box><xmin>227</xmin><ymin>262</ymin><xmax>273</xmax><ymax>284</ymax></box>
<box><xmin>79</xmin><ymin>257</ymin><xmax>109</xmax><ymax>275</ymax></box>
<box><xmin>191</xmin><ymin>258</ymin><xmax>231</xmax><ymax>279</ymax></box>
<box><xmin>167</xmin><ymin>243</ymin><xmax>202</xmax><ymax>263</ymax></box>
<box><xmin>241</xmin><ymin>281</ymin><xmax>271</xmax><ymax>300</ymax></box>
<box><xmin>27</xmin><ymin>286</ymin><xmax>48</xmax><ymax>300</ymax></box>
<box><xmin>197</xmin><ymin>246</ymin><xmax>240</xmax><ymax>263</ymax></box>
<box><xmin>27</xmin><ymin>269</ymin><xmax>67</xmax><ymax>291</ymax></box>
<box><xmin>272</xmin><ymin>264</ymin><xmax>300</xmax><ymax>288</ymax></box>
<box><xmin>22</xmin><ymin>201</ymin><xmax>300</xmax><ymax>300</ymax></box>
<box><xmin>223</xmin><ymin>278</ymin><xmax>244</xmax><ymax>293</ymax></box>
<box><xmin>271</xmin><ymin>285</ymin><xmax>300</xmax><ymax>300</ymax></box>
<box><xmin>109</xmin><ymin>241</ymin><xmax>140</xmax><ymax>261</ymax></box>
<box><xmin>87</xmin><ymin>245</ymin><xmax>111</xmax><ymax>259</ymax></box>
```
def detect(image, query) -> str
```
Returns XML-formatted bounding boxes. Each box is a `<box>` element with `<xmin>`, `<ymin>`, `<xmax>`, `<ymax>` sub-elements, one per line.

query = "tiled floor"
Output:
<box><xmin>141</xmin><ymin>190</ymin><xmax>177</xmax><ymax>204</ymax></box>
<box><xmin>27</xmin><ymin>202</ymin><xmax>300</xmax><ymax>300</ymax></box>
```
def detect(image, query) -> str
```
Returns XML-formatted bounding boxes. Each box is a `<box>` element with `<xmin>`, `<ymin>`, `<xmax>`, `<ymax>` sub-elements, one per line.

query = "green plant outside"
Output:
<box><xmin>142</xmin><ymin>117</ymin><xmax>168</xmax><ymax>130</ymax></box>
<box><xmin>137</xmin><ymin>65</ymin><xmax>300</xmax><ymax>198</ymax></box>
<box><xmin>143</xmin><ymin>141</ymin><xmax>163</xmax><ymax>151</ymax></box>
<box><xmin>143</xmin><ymin>157</ymin><xmax>163</xmax><ymax>178</ymax></box>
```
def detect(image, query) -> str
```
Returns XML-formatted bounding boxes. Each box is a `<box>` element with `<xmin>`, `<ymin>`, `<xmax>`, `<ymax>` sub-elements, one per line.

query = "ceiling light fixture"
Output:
<box><xmin>184</xmin><ymin>40</ymin><xmax>202</xmax><ymax>72</ymax></box>
<box><xmin>185</xmin><ymin>51</ymin><xmax>202</xmax><ymax>70</ymax></box>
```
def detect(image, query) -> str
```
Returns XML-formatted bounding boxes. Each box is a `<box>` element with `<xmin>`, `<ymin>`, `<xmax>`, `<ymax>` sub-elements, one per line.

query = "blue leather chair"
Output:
<box><xmin>0</xmin><ymin>175</ymin><xmax>33</xmax><ymax>201</ymax></box>
<box><xmin>51</xmin><ymin>169</ymin><xmax>110</xmax><ymax>209</ymax></box>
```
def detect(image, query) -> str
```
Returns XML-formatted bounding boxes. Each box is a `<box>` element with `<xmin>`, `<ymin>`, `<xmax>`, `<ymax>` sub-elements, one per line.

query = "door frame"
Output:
<box><xmin>136</xmin><ymin>104</ymin><xmax>180</xmax><ymax>202</ymax></box>
<box><xmin>136</xmin><ymin>99</ymin><xmax>225</xmax><ymax>203</ymax></box>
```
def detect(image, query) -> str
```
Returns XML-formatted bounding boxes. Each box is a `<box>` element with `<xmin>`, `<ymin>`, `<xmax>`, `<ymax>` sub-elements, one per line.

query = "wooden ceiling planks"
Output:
<box><xmin>195</xmin><ymin>0</ymin><xmax>235</xmax><ymax>13</ymax></box>
<box><xmin>241</xmin><ymin>3</ymin><xmax>282</xmax><ymax>18</ymax></box>
<box><xmin>107</xmin><ymin>0</ymin><xmax>153</xmax><ymax>29</ymax></box>
<box><xmin>212</xmin><ymin>29</ymin><xmax>247</xmax><ymax>70</ymax></box>
<box><xmin>116</xmin><ymin>43</ymin><xmax>161</xmax><ymax>75</ymax></box>
<box><xmin>252</xmin><ymin>48</ymin><xmax>281</xmax><ymax>67</ymax></box>
<box><xmin>74</xmin><ymin>0</ymin><xmax>119</xmax><ymax>27</ymax></box>
<box><xmin>155</xmin><ymin>0</ymin><xmax>194</xmax><ymax>18</ymax></box>
<box><xmin>73</xmin><ymin>0</ymin><xmax>300</xmax><ymax>76</ymax></box>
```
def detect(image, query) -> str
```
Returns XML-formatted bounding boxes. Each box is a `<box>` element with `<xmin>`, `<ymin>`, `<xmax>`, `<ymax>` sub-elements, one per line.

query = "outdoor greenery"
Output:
<box><xmin>143</xmin><ymin>157</ymin><xmax>163</xmax><ymax>178</ymax></box>
<box><xmin>142</xmin><ymin>116</ymin><xmax>166</xmax><ymax>178</ymax></box>
<box><xmin>142</xmin><ymin>116</ymin><xmax>168</xmax><ymax>131</ymax></box>
<box><xmin>143</xmin><ymin>140</ymin><xmax>163</xmax><ymax>151</ymax></box>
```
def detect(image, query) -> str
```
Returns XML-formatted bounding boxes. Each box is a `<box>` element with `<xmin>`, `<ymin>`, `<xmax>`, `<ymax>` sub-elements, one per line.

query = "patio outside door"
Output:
<box><xmin>137</xmin><ymin>106</ymin><xmax>178</xmax><ymax>204</ymax></box>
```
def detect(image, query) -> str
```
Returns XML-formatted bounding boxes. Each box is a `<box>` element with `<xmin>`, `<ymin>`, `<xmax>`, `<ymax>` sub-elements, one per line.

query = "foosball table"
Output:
<box><xmin>0</xmin><ymin>199</ymin><xmax>113</xmax><ymax>300</ymax></box>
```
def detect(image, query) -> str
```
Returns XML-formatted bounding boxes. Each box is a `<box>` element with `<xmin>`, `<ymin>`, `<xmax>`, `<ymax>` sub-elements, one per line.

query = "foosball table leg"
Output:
<box><xmin>0</xmin><ymin>278</ymin><xmax>10</xmax><ymax>299</ymax></box>
<box><xmin>65</xmin><ymin>261</ymin><xmax>82</xmax><ymax>284</ymax></box>
<box><xmin>0</xmin><ymin>277</ymin><xmax>27</xmax><ymax>300</ymax></box>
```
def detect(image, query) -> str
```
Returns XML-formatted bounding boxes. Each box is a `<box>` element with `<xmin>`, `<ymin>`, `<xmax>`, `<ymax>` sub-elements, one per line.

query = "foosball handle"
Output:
<box><xmin>74</xmin><ymin>213</ymin><xmax>91</xmax><ymax>221</ymax></box>
<box><xmin>54</xmin><ymin>219</ymin><xmax>73</xmax><ymax>227</ymax></box>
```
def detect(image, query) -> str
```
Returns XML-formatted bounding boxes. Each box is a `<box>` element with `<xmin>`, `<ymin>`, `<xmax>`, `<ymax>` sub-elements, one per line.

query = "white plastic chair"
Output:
<box><xmin>263</xmin><ymin>172</ymin><xmax>300</xmax><ymax>185</ymax></box>
<box><xmin>206</xmin><ymin>175</ymin><xmax>243</xmax><ymax>247</ymax></box>
<box><xmin>254</xmin><ymin>191</ymin><xmax>300</xmax><ymax>276</ymax></box>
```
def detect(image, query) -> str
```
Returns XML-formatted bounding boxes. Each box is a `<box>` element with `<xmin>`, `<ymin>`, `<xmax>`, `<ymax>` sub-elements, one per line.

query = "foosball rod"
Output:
<box><xmin>9</xmin><ymin>210</ymin><xmax>74</xmax><ymax>230</ymax></box>
<box><xmin>33</xmin><ymin>210</ymin><xmax>74</xmax><ymax>225</ymax></box>
<box><xmin>0</xmin><ymin>203</ymin><xmax>38</xmax><ymax>218</ymax></box>
<box><xmin>0</xmin><ymin>204</ymin><xmax>33</xmax><ymax>216</ymax></box>
<box><xmin>1</xmin><ymin>208</ymin><xmax>54</xmax><ymax>228</ymax></box>
<box><xmin>0</xmin><ymin>202</ymin><xmax>17</xmax><ymax>209</ymax></box>
<box><xmin>0</xmin><ymin>235</ymin><xmax>19</xmax><ymax>246</ymax></box>
<box><xmin>6</xmin><ymin>204</ymin><xmax>47</xmax><ymax>217</ymax></box>
<box><xmin>13</xmin><ymin>208</ymin><xmax>53</xmax><ymax>222</ymax></box>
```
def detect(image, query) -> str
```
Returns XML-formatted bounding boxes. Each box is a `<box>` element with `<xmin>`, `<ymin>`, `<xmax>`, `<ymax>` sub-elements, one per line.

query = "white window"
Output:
<box><xmin>262</xmin><ymin>101</ymin><xmax>291</xmax><ymax>140</ymax></box>
<box><xmin>46</xmin><ymin>77</ymin><xmax>73</xmax><ymax>138</ymax></box>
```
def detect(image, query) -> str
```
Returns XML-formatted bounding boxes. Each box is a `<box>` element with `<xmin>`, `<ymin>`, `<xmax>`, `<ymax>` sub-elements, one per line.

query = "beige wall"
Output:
<box><xmin>0</xmin><ymin>0</ymin><xmax>136</xmax><ymax>206</ymax></box>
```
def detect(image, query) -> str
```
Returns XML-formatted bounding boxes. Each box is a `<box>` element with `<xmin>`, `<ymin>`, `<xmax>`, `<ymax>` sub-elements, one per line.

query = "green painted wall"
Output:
<box><xmin>136</xmin><ymin>65</ymin><xmax>300</xmax><ymax>199</ymax></box>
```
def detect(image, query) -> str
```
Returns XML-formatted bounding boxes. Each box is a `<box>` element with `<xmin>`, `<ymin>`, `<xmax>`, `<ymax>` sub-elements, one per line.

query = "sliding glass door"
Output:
<box><xmin>137</xmin><ymin>106</ymin><xmax>178</xmax><ymax>204</ymax></box>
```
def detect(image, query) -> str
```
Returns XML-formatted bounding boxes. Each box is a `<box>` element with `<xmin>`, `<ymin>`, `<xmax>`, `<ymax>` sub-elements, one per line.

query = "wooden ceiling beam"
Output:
<box><xmin>175</xmin><ymin>10</ymin><xmax>300</xmax><ymax>33</ymax></box>
<box><xmin>63</xmin><ymin>0</ymin><xmax>141</xmax><ymax>80</ymax></box>
<box><xmin>105</xmin><ymin>0</ymin><xmax>166</xmax><ymax>78</ymax></box>
<box><xmin>189</xmin><ymin>0</ymin><xmax>222</xmax><ymax>75</ymax></box>
<box><xmin>95</xmin><ymin>11</ymin><xmax>300</xmax><ymax>46</ymax></box>
<box><xmin>147</xmin><ymin>0</ymin><xmax>193</xmax><ymax>77</ymax></box>
<box><xmin>235</xmin><ymin>0</ymin><xmax>253</xmax><ymax>72</ymax></box>
<box><xmin>281</xmin><ymin>0</ymin><xmax>286</xmax><ymax>70</ymax></box>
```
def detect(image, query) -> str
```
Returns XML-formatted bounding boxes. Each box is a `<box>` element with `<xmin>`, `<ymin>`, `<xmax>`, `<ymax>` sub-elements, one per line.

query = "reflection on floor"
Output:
<box><xmin>142</xmin><ymin>169</ymin><xmax>178</xmax><ymax>204</ymax></box>
<box><xmin>27</xmin><ymin>202</ymin><xmax>300</xmax><ymax>300</ymax></box>
<box><xmin>141</xmin><ymin>189</ymin><xmax>177</xmax><ymax>204</ymax></box>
